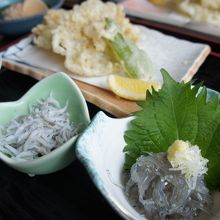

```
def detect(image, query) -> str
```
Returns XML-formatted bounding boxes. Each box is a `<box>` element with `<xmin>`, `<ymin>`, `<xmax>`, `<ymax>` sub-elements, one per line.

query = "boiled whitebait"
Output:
<box><xmin>0</xmin><ymin>95</ymin><xmax>79</xmax><ymax>161</ymax></box>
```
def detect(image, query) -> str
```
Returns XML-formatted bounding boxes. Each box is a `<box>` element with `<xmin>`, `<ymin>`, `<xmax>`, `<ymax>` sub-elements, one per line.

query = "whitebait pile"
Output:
<box><xmin>0</xmin><ymin>95</ymin><xmax>78</xmax><ymax>161</ymax></box>
<box><xmin>125</xmin><ymin>152</ymin><xmax>212</xmax><ymax>220</ymax></box>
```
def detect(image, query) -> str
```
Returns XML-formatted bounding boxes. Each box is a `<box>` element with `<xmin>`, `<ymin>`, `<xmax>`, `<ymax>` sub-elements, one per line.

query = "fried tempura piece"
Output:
<box><xmin>32</xmin><ymin>0</ymin><xmax>140</xmax><ymax>76</ymax></box>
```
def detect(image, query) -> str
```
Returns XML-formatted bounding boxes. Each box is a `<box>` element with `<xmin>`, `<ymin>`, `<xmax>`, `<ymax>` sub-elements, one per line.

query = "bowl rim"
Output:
<box><xmin>0</xmin><ymin>0</ymin><xmax>64</xmax><ymax>24</ymax></box>
<box><xmin>0</xmin><ymin>72</ymin><xmax>90</xmax><ymax>166</ymax></box>
<box><xmin>76</xmin><ymin>111</ymin><xmax>135</xmax><ymax>220</ymax></box>
<box><xmin>0</xmin><ymin>134</ymin><xmax>79</xmax><ymax>166</ymax></box>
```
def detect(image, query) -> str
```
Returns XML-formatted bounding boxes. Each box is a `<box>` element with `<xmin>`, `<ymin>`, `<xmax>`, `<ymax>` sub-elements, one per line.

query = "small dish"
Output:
<box><xmin>76</xmin><ymin>92</ymin><xmax>220</xmax><ymax>220</ymax></box>
<box><xmin>0</xmin><ymin>0</ymin><xmax>64</xmax><ymax>35</ymax></box>
<box><xmin>0</xmin><ymin>72</ymin><xmax>90</xmax><ymax>175</ymax></box>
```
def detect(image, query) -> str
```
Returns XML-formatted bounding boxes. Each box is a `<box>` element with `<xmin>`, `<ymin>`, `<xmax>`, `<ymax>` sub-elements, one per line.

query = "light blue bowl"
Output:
<box><xmin>0</xmin><ymin>72</ymin><xmax>90</xmax><ymax>175</ymax></box>
<box><xmin>0</xmin><ymin>0</ymin><xmax>64</xmax><ymax>36</ymax></box>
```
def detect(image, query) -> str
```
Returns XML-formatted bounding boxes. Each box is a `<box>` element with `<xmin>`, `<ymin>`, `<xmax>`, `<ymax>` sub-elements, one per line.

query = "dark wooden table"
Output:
<box><xmin>0</xmin><ymin>4</ymin><xmax>220</xmax><ymax>220</ymax></box>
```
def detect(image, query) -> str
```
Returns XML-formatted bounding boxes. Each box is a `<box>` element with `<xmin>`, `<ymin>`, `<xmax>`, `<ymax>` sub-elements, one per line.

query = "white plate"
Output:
<box><xmin>76</xmin><ymin>110</ymin><xmax>220</xmax><ymax>220</ymax></box>
<box><xmin>1</xmin><ymin>24</ymin><xmax>210</xmax><ymax>90</ymax></box>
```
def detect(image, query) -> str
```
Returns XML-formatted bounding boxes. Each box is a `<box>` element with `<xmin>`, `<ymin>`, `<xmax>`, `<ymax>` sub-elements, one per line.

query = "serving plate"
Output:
<box><xmin>122</xmin><ymin>0</ymin><xmax>220</xmax><ymax>40</ymax></box>
<box><xmin>1</xmin><ymin>24</ymin><xmax>210</xmax><ymax>117</ymax></box>
<box><xmin>76</xmin><ymin>110</ymin><xmax>220</xmax><ymax>220</ymax></box>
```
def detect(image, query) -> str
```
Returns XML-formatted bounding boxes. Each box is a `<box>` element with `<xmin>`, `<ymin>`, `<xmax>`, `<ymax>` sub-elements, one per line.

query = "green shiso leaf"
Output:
<box><xmin>123</xmin><ymin>69</ymin><xmax>220</xmax><ymax>190</ymax></box>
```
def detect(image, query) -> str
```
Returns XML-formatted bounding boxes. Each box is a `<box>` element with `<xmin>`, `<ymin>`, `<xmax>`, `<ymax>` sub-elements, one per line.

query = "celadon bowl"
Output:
<box><xmin>0</xmin><ymin>72</ymin><xmax>90</xmax><ymax>175</ymax></box>
<box><xmin>76</xmin><ymin>110</ymin><xmax>220</xmax><ymax>220</ymax></box>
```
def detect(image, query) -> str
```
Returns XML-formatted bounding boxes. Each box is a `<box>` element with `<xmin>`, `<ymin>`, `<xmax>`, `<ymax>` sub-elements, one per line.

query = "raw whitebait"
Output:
<box><xmin>125</xmin><ymin>153</ymin><xmax>212</xmax><ymax>220</ymax></box>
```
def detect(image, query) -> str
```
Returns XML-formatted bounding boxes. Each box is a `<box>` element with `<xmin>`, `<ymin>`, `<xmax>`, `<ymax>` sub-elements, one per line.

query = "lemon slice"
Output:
<box><xmin>108</xmin><ymin>75</ymin><xmax>161</xmax><ymax>101</ymax></box>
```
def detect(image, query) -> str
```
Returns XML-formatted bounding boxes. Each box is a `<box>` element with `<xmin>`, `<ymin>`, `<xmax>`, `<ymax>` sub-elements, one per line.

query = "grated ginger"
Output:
<box><xmin>167</xmin><ymin>140</ymin><xmax>208</xmax><ymax>189</ymax></box>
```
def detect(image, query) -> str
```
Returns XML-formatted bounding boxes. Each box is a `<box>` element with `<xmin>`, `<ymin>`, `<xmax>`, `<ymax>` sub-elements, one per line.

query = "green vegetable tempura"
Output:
<box><xmin>103</xmin><ymin>18</ymin><xmax>154</xmax><ymax>80</ymax></box>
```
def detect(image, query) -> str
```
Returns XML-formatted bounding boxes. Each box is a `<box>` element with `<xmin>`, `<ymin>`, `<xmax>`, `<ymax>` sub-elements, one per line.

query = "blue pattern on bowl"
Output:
<box><xmin>76</xmin><ymin>112</ymin><xmax>107</xmax><ymax>193</ymax></box>
<box><xmin>76</xmin><ymin>111</ymin><xmax>137</xmax><ymax>220</ymax></box>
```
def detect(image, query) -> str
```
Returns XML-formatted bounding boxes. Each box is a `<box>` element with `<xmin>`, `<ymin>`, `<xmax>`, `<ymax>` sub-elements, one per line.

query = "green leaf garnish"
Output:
<box><xmin>124</xmin><ymin>69</ymin><xmax>220</xmax><ymax>190</ymax></box>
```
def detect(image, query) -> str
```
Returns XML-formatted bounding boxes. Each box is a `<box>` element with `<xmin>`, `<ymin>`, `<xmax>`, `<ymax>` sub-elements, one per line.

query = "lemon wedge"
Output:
<box><xmin>108</xmin><ymin>75</ymin><xmax>161</xmax><ymax>101</ymax></box>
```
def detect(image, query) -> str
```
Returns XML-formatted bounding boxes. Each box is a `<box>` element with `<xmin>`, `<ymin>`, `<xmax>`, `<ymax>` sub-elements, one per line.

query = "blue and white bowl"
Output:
<box><xmin>76</xmin><ymin>110</ymin><xmax>220</xmax><ymax>220</ymax></box>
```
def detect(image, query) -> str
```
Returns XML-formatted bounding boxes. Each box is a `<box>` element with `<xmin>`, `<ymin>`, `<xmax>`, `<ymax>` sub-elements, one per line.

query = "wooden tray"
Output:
<box><xmin>2</xmin><ymin>44</ymin><xmax>210</xmax><ymax>117</ymax></box>
<box><xmin>2</xmin><ymin>60</ymin><xmax>141</xmax><ymax>117</ymax></box>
